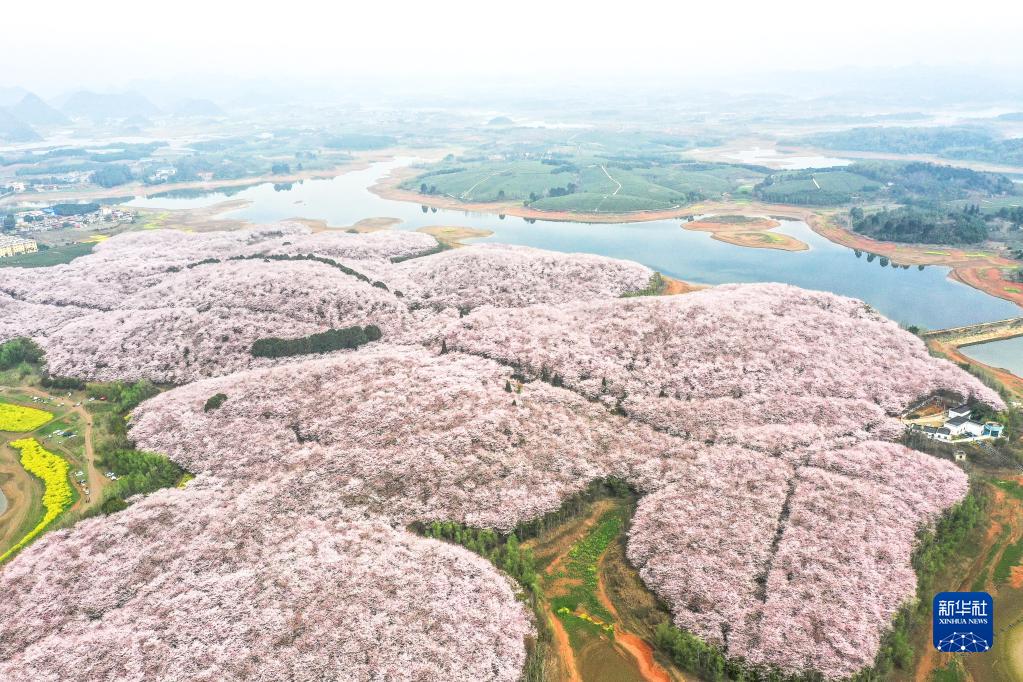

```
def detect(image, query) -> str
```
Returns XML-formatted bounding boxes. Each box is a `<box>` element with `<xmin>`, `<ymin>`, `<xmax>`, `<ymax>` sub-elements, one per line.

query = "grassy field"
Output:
<box><xmin>402</xmin><ymin>155</ymin><xmax>765</xmax><ymax>214</ymax></box>
<box><xmin>0</xmin><ymin>242</ymin><xmax>95</xmax><ymax>268</ymax></box>
<box><xmin>754</xmin><ymin>169</ymin><xmax>881</xmax><ymax>204</ymax></box>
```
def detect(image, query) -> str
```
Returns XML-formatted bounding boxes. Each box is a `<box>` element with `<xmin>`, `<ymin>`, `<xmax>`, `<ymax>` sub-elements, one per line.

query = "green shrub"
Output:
<box><xmin>251</xmin><ymin>325</ymin><xmax>382</xmax><ymax>358</ymax></box>
<box><xmin>204</xmin><ymin>393</ymin><xmax>228</xmax><ymax>412</ymax></box>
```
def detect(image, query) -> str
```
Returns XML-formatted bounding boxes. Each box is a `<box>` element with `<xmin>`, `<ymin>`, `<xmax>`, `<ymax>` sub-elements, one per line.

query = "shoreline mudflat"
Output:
<box><xmin>682</xmin><ymin>216</ymin><xmax>809</xmax><ymax>252</ymax></box>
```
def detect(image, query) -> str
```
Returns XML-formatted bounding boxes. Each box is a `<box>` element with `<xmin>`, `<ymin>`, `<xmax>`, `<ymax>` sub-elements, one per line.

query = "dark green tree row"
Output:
<box><xmin>251</xmin><ymin>325</ymin><xmax>382</xmax><ymax>358</ymax></box>
<box><xmin>851</xmin><ymin>206</ymin><xmax>989</xmax><ymax>244</ymax></box>
<box><xmin>186</xmin><ymin>252</ymin><xmax>394</xmax><ymax>292</ymax></box>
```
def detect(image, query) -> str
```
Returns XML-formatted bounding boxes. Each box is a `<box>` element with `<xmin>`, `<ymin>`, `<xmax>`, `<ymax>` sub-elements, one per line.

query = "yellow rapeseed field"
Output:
<box><xmin>0</xmin><ymin>438</ymin><xmax>73</xmax><ymax>563</ymax></box>
<box><xmin>0</xmin><ymin>402</ymin><xmax>53</xmax><ymax>432</ymax></box>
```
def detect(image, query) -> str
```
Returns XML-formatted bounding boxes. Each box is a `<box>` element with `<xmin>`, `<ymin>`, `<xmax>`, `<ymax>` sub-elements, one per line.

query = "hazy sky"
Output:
<box><xmin>4</xmin><ymin>0</ymin><xmax>1022</xmax><ymax>94</ymax></box>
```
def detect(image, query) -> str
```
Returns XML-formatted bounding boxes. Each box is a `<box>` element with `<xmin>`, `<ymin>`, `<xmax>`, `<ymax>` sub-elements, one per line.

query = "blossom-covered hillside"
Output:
<box><xmin>0</xmin><ymin>225</ymin><xmax>435</xmax><ymax>313</ymax></box>
<box><xmin>42</xmin><ymin>260</ymin><xmax>414</xmax><ymax>383</ymax></box>
<box><xmin>0</xmin><ymin>478</ymin><xmax>532</xmax><ymax>682</ymax></box>
<box><xmin>0</xmin><ymin>225</ymin><xmax>994</xmax><ymax>680</ymax></box>
<box><xmin>387</xmin><ymin>243</ymin><xmax>654</xmax><ymax>310</ymax></box>
<box><xmin>446</xmin><ymin>283</ymin><xmax>1003</xmax><ymax>454</ymax></box>
<box><xmin>128</xmin><ymin>346</ymin><xmax>709</xmax><ymax>528</ymax></box>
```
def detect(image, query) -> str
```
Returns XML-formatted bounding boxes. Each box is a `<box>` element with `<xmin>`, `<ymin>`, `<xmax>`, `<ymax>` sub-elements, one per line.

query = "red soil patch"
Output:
<box><xmin>596</xmin><ymin>567</ymin><xmax>671</xmax><ymax>682</ymax></box>
<box><xmin>549</xmin><ymin>610</ymin><xmax>582</xmax><ymax>682</ymax></box>
<box><xmin>1010</xmin><ymin>566</ymin><xmax>1023</xmax><ymax>590</ymax></box>
<box><xmin>662</xmin><ymin>277</ymin><xmax>706</xmax><ymax>296</ymax></box>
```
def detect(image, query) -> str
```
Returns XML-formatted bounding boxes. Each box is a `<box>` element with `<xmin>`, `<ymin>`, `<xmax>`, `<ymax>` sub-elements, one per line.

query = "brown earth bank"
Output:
<box><xmin>415</xmin><ymin>225</ymin><xmax>494</xmax><ymax>248</ymax></box>
<box><xmin>0</xmin><ymin>441</ymin><xmax>38</xmax><ymax>554</ymax></box>
<box><xmin>134</xmin><ymin>200</ymin><xmax>254</xmax><ymax>232</ymax></box>
<box><xmin>682</xmin><ymin>216</ymin><xmax>809</xmax><ymax>252</ymax></box>
<box><xmin>291</xmin><ymin>216</ymin><xmax>403</xmax><ymax>233</ymax></box>
<box><xmin>928</xmin><ymin>339</ymin><xmax>1023</xmax><ymax>400</ymax></box>
<box><xmin>595</xmin><ymin>558</ymin><xmax>672</xmax><ymax>682</ymax></box>
<box><xmin>662</xmin><ymin>276</ymin><xmax>707</xmax><ymax>295</ymax></box>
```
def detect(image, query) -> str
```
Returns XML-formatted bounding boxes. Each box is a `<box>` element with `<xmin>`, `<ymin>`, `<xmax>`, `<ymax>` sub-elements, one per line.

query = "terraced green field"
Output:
<box><xmin>402</xmin><ymin>156</ymin><xmax>765</xmax><ymax>213</ymax></box>
<box><xmin>754</xmin><ymin>169</ymin><xmax>882</xmax><ymax>205</ymax></box>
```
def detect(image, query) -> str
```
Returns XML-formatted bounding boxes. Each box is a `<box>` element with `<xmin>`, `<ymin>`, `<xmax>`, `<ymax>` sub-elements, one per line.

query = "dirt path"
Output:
<box><xmin>601</xmin><ymin>165</ymin><xmax>622</xmax><ymax>196</ymax></box>
<box><xmin>593</xmin><ymin>165</ymin><xmax>623</xmax><ymax>214</ymax></box>
<box><xmin>595</xmin><ymin>559</ymin><xmax>672</xmax><ymax>682</ymax></box>
<box><xmin>549</xmin><ymin>609</ymin><xmax>583</xmax><ymax>682</ymax></box>
<box><xmin>0</xmin><ymin>442</ymin><xmax>36</xmax><ymax>552</ymax></box>
<box><xmin>460</xmin><ymin>171</ymin><xmax>500</xmax><ymax>200</ymax></box>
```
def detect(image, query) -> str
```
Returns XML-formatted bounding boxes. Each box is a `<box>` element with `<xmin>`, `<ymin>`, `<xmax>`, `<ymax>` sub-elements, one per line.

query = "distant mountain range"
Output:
<box><xmin>9</xmin><ymin>93</ymin><xmax>70</xmax><ymax>126</ymax></box>
<box><xmin>60</xmin><ymin>90</ymin><xmax>161</xmax><ymax>120</ymax></box>
<box><xmin>173</xmin><ymin>98</ymin><xmax>225</xmax><ymax>118</ymax></box>
<box><xmin>0</xmin><ymin>107</ymin><xmax>42</xmax><ymax>142</ymax></box>
<box><xmin>0</xmin><ymin>87</ymin><xmax>29</xmax><ymax>107</ymax></box>
<box><xmin>0</xmin><ymin>89</ymin><xmax>172</xmax><ymax>141</ymax></box>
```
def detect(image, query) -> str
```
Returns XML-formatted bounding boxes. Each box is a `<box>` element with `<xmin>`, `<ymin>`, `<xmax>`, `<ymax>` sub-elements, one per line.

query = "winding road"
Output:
<box><xmin>594</xmin><ymin>165</ymin><xmax>622</xmax><ymax>213</ymax></box>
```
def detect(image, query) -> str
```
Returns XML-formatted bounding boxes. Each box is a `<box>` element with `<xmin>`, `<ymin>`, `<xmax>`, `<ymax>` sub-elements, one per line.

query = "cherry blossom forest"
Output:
<box><xmin>0</xmin><ymin>224</ymin><xmax>1001</xmax><ymax>680</ymax></box>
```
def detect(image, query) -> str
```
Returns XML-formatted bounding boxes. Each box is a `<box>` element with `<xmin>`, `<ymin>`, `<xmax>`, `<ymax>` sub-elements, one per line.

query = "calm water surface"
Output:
<box><xmin>961</xmin><ymin>336</ymin><xmax>1023</xmax><ymax>376</ymax></box>
<box><xmin>128</xmin><ymin>159</ymin><xmax>1022</xmax><ymax>330</ymax></box>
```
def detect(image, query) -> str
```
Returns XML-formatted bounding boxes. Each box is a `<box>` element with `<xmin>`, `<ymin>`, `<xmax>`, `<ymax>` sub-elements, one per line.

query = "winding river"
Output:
<box><xmin>128</xmin><ymin>159</ymin><xmax>1022</xmax><ymax>330</ymax></box>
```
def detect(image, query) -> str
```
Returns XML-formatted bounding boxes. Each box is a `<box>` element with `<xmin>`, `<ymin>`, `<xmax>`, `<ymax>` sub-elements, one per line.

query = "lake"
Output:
<box><xmin>127</xmin><ymin>159</ymin><xmax>1022</xmax><ymax>330</ymax></box>
<box><xmin>961</xmin><ymin>336</ymin><xmax>1023</xmax><ymax>376</ymax></box>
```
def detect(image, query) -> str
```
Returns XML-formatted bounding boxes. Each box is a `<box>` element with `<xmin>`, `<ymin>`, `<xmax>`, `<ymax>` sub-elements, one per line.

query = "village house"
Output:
<box><xmin>0</xmin><ymin>235</ymin><xmax>39</xmax><ymax>258</ymax></box>
<box><xmin>913</xmin><ymin>403</ymin><xmax>1005</xmax><ymax>444</ymax></box>
<box><xmin>947</xmin><ymin>403</ymin><xmax>972</xmax><ymax>419</ymax></box>
<box><xmin>944</xmin><ymin>415</ymin><xmax>985</xmax><ymax>438</ymax></box>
